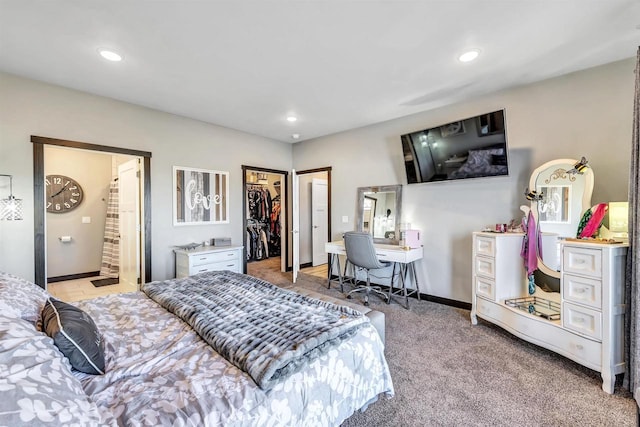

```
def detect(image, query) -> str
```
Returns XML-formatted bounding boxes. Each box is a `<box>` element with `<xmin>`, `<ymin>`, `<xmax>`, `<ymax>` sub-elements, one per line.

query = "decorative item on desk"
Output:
<box><xmin>400</xmin><ymin>229</ymin><xmax>422</xmax><ymax>248</ymax></box>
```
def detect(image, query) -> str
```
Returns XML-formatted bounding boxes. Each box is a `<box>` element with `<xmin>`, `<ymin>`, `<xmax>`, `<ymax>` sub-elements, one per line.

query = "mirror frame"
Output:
<box><xmin>529</xmin><ymin>158</ymin><xmax>594</xmax><ymax>278</ymax></box>
<box><xmin>356</xmin><ymin>185</ymin><xmax>402</xmax><ymax>245</ymax></box>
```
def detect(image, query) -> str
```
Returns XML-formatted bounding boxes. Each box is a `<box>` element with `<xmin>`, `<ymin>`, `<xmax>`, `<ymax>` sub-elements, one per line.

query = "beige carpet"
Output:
<box><xmin>248</xmin><ymin>261</ymin><xmax>636</xmax><ymax>426</ymax></box>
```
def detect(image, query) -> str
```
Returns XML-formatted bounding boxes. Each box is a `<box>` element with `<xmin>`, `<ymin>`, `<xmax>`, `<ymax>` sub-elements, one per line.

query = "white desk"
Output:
<box><xmin>325</xmin><ymin>240</ymin><xmax>423</xmax><ymax>308</ymax></box>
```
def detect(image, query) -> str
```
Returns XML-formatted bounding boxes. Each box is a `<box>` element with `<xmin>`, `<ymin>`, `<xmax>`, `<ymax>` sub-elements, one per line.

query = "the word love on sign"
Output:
<box><xmin>173</xmin><ymin>166</ymin><xmax>229</xmax><ymax>225</ymax></box>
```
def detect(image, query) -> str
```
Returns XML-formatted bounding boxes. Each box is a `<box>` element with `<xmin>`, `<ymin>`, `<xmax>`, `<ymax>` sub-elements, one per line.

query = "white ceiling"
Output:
<box><xmin>1</xmin><ymin>1</ymin><xmax>638</xmax><ymax>143</ymax></box>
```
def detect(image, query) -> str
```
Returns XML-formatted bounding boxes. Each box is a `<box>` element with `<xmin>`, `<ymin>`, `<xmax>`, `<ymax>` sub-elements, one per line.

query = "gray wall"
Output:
<box><xmin>44</xmin><ymin>146</ymin><xmax>112</xmax><ymax>277</ymax></box>
<box><xmin>293</xmin><ymin>58</ymin><xmax>635</xmax><ymax>303</ymax></box>
<box><xmin>0</xmin><ymin>71</ymin><xmax>292</xmax><ymax>282</ymax></box>
<box><xmin>0</xmin><ymin>57</ymin><xmax>634</xmax><ymax>302</ymax></box>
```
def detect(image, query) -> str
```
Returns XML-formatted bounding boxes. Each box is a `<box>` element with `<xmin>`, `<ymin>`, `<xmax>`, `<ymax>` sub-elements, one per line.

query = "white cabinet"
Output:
<box><xmin>471</xmin><ymin>232</ymin><xmax>627</xmax><ymax>394</ymax></box>
<box><xmin>175</xmin><ymin>245</ymin><xmax>243</xmax><ymax>278</ymax></box>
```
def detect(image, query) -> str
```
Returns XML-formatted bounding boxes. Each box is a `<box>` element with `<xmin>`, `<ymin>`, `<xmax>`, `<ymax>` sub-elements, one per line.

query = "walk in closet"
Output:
<box><xmin>243</xmin><ymin>169</ymin><xmax>286</xmax><ymax>274</ymax></box>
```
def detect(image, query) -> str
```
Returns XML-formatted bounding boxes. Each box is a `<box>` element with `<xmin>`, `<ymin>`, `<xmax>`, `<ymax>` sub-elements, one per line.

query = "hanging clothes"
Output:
<box><xmin>100</xmin><ymin>180</ymin><xmax>119</xmax><ymax>278</ymax></box>
<box><xmin>246</xmin><ymin>183</ymin><xmax>280</xmax><ymax>261</ymax></box>
<box><xmin>520</xmin><ymin>210</ymin><xmax>541</xmax><ymax>295</ymax></box>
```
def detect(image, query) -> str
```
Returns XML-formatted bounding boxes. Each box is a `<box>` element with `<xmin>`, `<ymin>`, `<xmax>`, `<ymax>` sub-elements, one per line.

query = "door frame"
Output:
<box><xmin>241</xmin><ymin>165</ymin><xmax>289</xmax><ymax>274</ymax></box>
<box><xmin>32</xmin><ymin>135</ymin><xmax>152</xmax><ymax>288</ymax></box>
<box><xmin>296</xmin><ymin>167</ymin><xmax>332</xmax><ymax>269</ymax></box>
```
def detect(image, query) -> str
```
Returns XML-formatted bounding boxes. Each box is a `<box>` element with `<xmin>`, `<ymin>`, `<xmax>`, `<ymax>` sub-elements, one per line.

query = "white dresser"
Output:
<box><xmin>175</xmin><ymin>245</ymin><xmax>243</xmax><ymax>278</ymax></box>
<box><xmin>470</xmin><ymin>232</ymin><xmax>628</xmax><ymax>393</ymax></box>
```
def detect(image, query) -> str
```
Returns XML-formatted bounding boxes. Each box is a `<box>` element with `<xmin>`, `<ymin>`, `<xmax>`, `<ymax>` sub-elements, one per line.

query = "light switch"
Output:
<box><xmin>342</xmin><ymin>216</ymin><xmax>348</xmax><ymax>224</ymax></box>
<box><xmin>82</xmin><ymin>216</ymin><xmax>91</xmax><ymax>224</ymax></box>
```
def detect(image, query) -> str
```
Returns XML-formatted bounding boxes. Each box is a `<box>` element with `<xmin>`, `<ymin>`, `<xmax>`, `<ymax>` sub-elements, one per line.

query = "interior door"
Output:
<box><xmin>292</xmin><ymin>169</ymin><xmax>300</xmax><ymax>283</ymax></box>
<box><xmin>118</xmin><ymin>159</ymin><xmax>140</xmax><ymax>290</ymax></box>
<box><xmin>311</xmin><ymin>178</ymin><xmax>328</xmax><ymax>266</ymax></box>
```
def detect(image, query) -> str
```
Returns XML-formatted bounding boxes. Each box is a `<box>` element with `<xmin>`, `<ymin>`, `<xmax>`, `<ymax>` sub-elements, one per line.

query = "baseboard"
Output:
<box><xmin>327</xmin><ymin>274</ymin><xmax>472</xmax><ymax>310</ymax></box>
<box><xmin>47</xmin><ymin>271</ymin><xmax>100</xmax><ymax>283</ymax></box>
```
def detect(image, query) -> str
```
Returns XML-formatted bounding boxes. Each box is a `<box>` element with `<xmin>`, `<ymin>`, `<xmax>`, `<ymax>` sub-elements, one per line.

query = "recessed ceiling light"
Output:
<box><xmin>98</xmin><ymin>49</ymin><xmax>123</xmax><ymax>62</ymax></box>
<box><xmin>286</xmin><ymin>115</ymin><xmax>298</xmax><ymax>123</ymax></box>
<box><xmin>292</xmin><ymin>133</ymin><xmax>300</xmax><ymax>140</ymax></box>
<box><xmin>458</xmin><ymin>49</ymin><xmax>480</xmax><ymax>63</ymax></box>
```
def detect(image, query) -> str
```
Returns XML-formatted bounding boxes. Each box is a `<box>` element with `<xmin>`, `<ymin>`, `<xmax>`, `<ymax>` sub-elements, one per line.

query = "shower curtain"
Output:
<box><xmin>100</xmin><ymin>179</ymin><xmax>119</xmax><ymax>278</ymax></box>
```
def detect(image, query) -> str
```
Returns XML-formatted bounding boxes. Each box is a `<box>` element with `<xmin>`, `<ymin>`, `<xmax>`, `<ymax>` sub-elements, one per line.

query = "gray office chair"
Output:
<box><xmin>344</xmin><ymin>231</ymin><xmax>390</xmax><ymax>306</ymax></box>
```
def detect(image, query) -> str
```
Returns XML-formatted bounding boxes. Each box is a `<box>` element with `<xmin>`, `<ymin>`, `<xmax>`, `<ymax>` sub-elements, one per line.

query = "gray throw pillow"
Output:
<box><xmin>41</xmin><ymin>298</ymin><xmax>106</xmax><ymax>375</ymax></box>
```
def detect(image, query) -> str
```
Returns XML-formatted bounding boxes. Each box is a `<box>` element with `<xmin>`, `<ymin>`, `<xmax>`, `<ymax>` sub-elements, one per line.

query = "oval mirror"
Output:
<box><xmin>529</xmin><ymin>158</ymin><xmax>594</xmax><ymax>277</ymax></box>
<box><xmin>356</xmin><ymin>185</ymin><xmax>402</xmax><ymax>244</ymax></box>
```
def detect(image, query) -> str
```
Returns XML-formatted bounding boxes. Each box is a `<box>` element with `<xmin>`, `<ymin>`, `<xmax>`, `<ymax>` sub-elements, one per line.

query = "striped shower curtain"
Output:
<box><xmin>100</xmin><ymin>179</ymin><xmax>119</xmax><ymax>278</ymax></box>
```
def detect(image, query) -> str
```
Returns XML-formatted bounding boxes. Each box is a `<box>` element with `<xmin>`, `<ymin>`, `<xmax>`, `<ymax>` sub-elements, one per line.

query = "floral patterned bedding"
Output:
<box><xmin>75</xmin><ymin>291</ymin><xmax>394</xmax><ymax>426</ymax></box>
<box><xmin>0</xmin><ymin>271</ymin><xmax>394</xmax><ymax>426</ymax></box>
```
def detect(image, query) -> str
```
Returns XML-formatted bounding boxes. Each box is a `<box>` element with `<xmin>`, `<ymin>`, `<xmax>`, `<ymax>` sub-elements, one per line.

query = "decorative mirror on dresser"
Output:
<box><xmin>356</xmin><ymin>185</ymin><xmax>402</xmax><ymax>245</ymax></box>
<box><xmin>470</xmin><ymin>158</ymin><xmax>628</xmax><ymax>394</ymax></box>
<box><xmin>528</xmin><ymin>158</ymin><xmax>594</xmax><ymax>275</ymax></box>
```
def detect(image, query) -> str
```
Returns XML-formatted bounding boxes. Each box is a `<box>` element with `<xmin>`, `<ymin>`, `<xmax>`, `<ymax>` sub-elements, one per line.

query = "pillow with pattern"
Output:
<box><xmin>0</xmin><ymin>271</ymin><xmax>49</xmax><ymax>325</ymax></box>
<box><xmin>41</xmin><ymin>298</ymin><xmax>106</xmax><ymax>375</ymax></box>
<box><xmin>0</xmin><ymin>314</ymin><xmax>104</xmax><ymax>425</ymax></box>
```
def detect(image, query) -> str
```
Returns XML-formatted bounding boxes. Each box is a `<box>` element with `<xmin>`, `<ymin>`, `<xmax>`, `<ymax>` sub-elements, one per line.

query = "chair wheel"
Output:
<box><xmin>364</xmin><ymin>301</ymin><xmax>369</xmax><ymax>306</ymax></box>
<box><xmin>346</xmin><ymin>295</ymin><xmax>352</xmax><ymax>299</ymax></box>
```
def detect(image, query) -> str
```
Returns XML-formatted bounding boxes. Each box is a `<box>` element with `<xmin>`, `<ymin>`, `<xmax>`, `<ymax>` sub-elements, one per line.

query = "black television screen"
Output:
<box><xmin>401</xmin><ymin>109</ymin><xmax>509</xmax><ymax>184</ymax></box>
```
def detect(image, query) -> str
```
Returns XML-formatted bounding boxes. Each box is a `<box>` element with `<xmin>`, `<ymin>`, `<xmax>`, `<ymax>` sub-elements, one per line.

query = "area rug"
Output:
<box><xmin>91</xmin><ymin>278</ymin><xmax>119</xmax><ymax>287</ymax></box>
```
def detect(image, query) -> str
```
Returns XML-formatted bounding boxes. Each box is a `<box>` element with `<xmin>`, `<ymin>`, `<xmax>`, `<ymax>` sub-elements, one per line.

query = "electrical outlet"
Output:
<box><xmin>342</xmin><ymin>216</ymin><xmax>348</xmax><ymax>224</ymax></box>
<box><xmin>82</xmin><ymin>216</ymin><xmax>91</xmax><ymax>224</ymax></box>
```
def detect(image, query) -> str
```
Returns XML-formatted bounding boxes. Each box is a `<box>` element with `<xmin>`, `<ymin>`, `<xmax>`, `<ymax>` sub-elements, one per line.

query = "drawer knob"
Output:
<box><xmin>576</xmin><ymin>344</ymin><xmax>584</xmax><ymax>350</ymax></box>
<box><xmin>576</xmin><ymin>288</ymin><xmax>586</xmax><ymax>294</ymax></box>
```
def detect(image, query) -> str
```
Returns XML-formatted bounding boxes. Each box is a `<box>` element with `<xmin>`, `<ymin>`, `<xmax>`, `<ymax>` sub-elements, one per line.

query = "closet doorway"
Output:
<box><xmin>242</xmin><ymin>166</ymin><xmax>288</xmax><ymax>279</ymax></box>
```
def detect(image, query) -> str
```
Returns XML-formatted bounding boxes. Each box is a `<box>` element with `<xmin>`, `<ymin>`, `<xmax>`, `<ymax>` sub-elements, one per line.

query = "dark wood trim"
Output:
<box><xmin>241</xmin><ymin>165</ymin><xmax>289</xmax><ymax>274</ymax></box>
<box><xmin>296</xmin><ymin>166</ymin><xmax>332</xmax><ymax>175</ymax></box>
<box><xmin>31</xmin><ymin>136</ymin><xmax>152</xmax><ymax>158</ymax></box>
<box><xmin>142</xmin><ymin>156</ymin><xmax>152</xmax><ymax>283</ymax></box>
<box><xmin>33</xmin><ymin>143</ymin><xmax>45</xmax><ymax>288</ymax></box>
<box><xmin>47</xmin><ymin>271</ymin><xmax>100</xmax><ymax>283</ymax></box>
<box><xmin>299</xmin><ymin>262</ymin><xmax>313</xmax><ymax>269</ymax></box>
<box><xmin>32</xmin><ymin>136</ymin><xmax>152</xmax><ymax>287</ymax></box>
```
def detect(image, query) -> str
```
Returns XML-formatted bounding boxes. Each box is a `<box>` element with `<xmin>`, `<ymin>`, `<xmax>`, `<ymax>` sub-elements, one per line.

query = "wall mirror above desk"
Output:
<box><xmin>356</xmin><ymin>185</ymin><xmax>402</xmax><ymax>245</ymax></box>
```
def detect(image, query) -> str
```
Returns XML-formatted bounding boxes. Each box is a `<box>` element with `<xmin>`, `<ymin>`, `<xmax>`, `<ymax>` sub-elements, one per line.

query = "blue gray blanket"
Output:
<box><xmin>141</xmin><ymin>270</ymin><xmax>368</xmax><ymax>390</ymax></box>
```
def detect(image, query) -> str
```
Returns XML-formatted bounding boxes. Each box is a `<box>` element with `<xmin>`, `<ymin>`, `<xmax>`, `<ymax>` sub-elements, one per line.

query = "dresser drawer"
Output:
<box><xmin>563</xmin><ymin>247</ymin><xmax>602</xmax><ymax>278</ymax></box>
<box><xmin>476</xmin><ymin>298</ymin><xmax>602</xmax><ymax>370</ymax></box>
<box><xmin>475</xmin><ymin>276</ymin><xmax>496</xmax><ymax>300</ymax></box>
<box><xmin>191</xmin><ymin>259</ymin><xmax>240</xmax><ymax>274</ymax></box>
<box><xmin>475</xmin><ymin>236</ymin><xmax>495</xmax><ymax>257</ymax></box>
<box><xmin>475</xmin><ymin>256</ymin><xmax>496</xmax><ymax>279</ymax></box>
<box><xmin>563</xmin><ymin>302</ymin><xmax>602</xmax><ymax>341</ymax></box>
<box><xmin>189</xmin><ymin>250</ymin><xmax>239</xmax><ymax>267</ymax></box>
<box><xmin>563</xmin><ymin>274</ymin><xmax>602</xmax><ymax>309</ymax></box>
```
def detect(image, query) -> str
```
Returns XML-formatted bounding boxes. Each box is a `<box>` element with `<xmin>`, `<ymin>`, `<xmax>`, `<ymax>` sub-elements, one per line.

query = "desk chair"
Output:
<box><xmin>343</xmin><ymin>231</ymin><xmax>390</xmax><ymax>306</ymax></box>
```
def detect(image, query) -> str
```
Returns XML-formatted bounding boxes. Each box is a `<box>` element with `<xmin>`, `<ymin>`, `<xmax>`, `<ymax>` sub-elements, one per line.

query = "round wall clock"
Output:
<box><xmin>46</xmin><ymin>175</ymin><xmax>84</xmax><ymax>213</ymax></box>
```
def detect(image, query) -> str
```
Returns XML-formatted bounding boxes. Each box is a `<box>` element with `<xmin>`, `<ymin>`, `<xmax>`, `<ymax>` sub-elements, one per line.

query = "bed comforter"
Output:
<box><xmin>142</xmin><ymin>271</ymin><xmax>369</xmax><ymax>391</ymax></box>
<box><xmin>74</xmin><ymin>291</ymin><xmax>394</xmax><ymax>425</ymax></box>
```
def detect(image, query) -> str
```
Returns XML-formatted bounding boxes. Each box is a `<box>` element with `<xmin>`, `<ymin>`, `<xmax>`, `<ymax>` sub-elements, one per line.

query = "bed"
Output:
<box><xmin>0</xmin><ymin>270</ymin><xmax>393</xmax><ymax>426</ymax></box>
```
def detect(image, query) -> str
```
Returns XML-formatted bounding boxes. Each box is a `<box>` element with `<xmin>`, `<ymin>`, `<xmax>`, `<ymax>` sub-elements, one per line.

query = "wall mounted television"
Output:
<box><xmin>401</xmin><ymin>109</ymin><xmax>509</xmax><ymax>184</ymax></box>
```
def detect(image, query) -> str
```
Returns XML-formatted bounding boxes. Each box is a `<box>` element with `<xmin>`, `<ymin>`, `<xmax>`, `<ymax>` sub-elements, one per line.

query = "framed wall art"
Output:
<box><xmin>173</xmin><ymin>166</ymin><xmax>229</xmax><ymax>225</ymax></box>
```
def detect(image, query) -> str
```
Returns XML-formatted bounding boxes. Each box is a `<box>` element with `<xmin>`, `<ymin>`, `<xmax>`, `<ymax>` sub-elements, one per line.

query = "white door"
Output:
<box><xmin>118</xmin><ymin>159</ymin><xmax>140</xmax><ymax>290</ymax></box>
<box><xmin>292</xmin><ymin>169</ymin><xmax>300</xmax><ymax>283</ymax></box>
<box><xmin>311</xmin><ymin>178</ymin><xmax>328</xmax><ymax>266</ymax></box>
